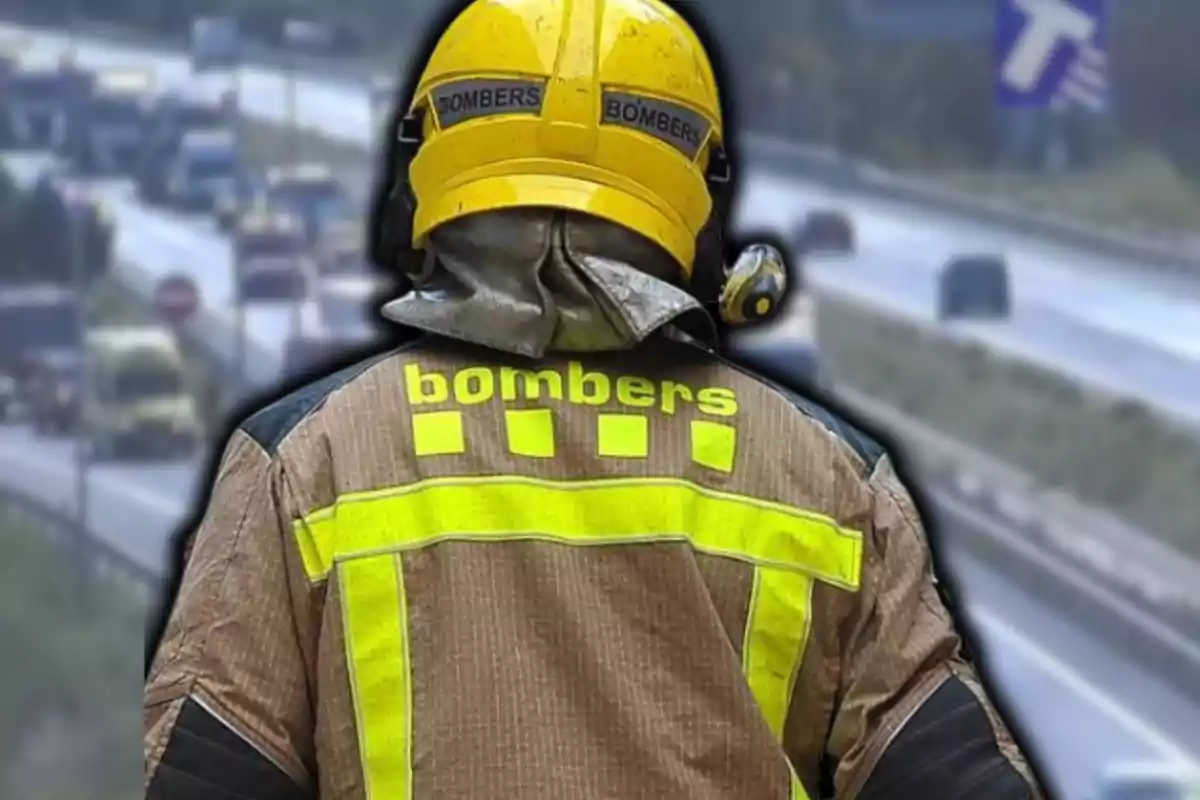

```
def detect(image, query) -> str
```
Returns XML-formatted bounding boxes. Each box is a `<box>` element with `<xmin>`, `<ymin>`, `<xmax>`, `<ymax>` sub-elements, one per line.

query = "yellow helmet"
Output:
<box><xmin>405</xmin><ymin>0</ymin><xmax>725</xmax><ymax>277</ymax></box>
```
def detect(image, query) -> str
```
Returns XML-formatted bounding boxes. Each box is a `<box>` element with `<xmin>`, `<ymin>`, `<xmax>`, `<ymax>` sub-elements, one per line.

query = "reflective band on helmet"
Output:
<box><xmin>744</xmin><ymin>567</ymin><xmax>813</xmax><ymax>741</ymax></box>
<box><xmin>299</xmin><ymin>475</ymin><xmax>862</xmax><ymax>799</ymax></box>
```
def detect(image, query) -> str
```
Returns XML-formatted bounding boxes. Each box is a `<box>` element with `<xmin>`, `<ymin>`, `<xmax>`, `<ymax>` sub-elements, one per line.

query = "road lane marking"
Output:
<box><xmin>974</xmin><ymin>606</ymin><xmax>1200</xmax><ymax>770</ymax></box>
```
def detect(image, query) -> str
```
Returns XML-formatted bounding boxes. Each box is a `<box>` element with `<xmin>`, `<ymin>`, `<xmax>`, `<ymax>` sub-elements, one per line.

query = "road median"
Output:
<box><xmin>820</xmin><ymin>296</ymin><xmax>1200</xmax><ymax>561</ymax></box>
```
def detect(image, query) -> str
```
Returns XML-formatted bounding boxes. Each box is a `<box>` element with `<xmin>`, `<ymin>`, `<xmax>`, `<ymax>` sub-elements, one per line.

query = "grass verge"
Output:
<box><xmin>819</xmin><ymin>296</ymin><xmax>1200</xmax><ymax>557</ymax></box>
<box><xmin>930</xmin><ymin>149</ymin><xmax>1200</xmax><ymax>248</ymax></box>
<box><xmin>235</xmin><ymin>111</ymin><xmax>1200</xmax><ymax>558</ymax></box>
<box><xmin>0</xmin><ymin>502</ymin><xmax>141</xmax><ymax>800</ymax></box>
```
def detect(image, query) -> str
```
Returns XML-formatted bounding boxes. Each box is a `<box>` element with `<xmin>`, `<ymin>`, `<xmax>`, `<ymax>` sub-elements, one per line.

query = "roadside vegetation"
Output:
<box><xmin>0</xmin><ymin>504</ymin><xmax>142</xmax><ymax>800</ymax></box>
<box><xmin>820</xmin><ymin>298</ymin><xmax>1200</xmax><ymax>557</ymax></box>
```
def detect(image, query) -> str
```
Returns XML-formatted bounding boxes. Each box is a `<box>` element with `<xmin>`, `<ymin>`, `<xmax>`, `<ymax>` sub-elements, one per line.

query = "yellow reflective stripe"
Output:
<box><xmin>791</xmin><ymin>772</ymin><xmax>813</xmax><ymax>799</ymax></box>
<box><xmin>293</xmin><ymin>475</ymin><xmax>863</xmax><ymax>590</ymax></box>
<box><xmin>295</xmin><ymin>506</ymin><xmax>335</xmax><ymax>580</ymax></box>
<box><xmin>743</xmin><ymin>567</ymin><xmax>816</xmax><ymax>799</ymax></box>
<box><xmin>742</xmin><ymin>568</ymin><xmax>813</xmax><ymax>740</ymax></box>
<box><xmin>341</xmin><ymin>554</ymin><xmax>413</xmax><ymax>800</ymax></box>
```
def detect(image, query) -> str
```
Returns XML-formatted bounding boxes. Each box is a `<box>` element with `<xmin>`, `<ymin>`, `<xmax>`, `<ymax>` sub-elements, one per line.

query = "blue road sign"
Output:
<box><xmin>995</xmin><ymin>0</ymin><xmax>1109</xmax><ymax>110</ymax></box>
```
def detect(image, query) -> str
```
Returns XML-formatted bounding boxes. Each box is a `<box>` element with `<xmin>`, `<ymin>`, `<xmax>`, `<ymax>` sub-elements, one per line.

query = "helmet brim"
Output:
<box><xmin>412</xmin><ymin>172</ymin><xmax>696</xmax><ymax>276</ymax></box>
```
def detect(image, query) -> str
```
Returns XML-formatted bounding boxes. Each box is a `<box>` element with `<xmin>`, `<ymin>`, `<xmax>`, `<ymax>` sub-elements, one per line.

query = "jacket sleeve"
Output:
<box><xmin>825</xmin><ymin>455</ymin><xmax>1047</xmax><ymax>800</ymax></box>
<box><xmin>143</xmin><ymin>429</ymin><xmax>316</xmax><ymax>800</ymax></box>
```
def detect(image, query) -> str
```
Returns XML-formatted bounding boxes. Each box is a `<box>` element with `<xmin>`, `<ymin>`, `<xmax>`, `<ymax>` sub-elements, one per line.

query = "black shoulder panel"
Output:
<box><xmin>708</xmin><ymin>347</ymin><xmax>887</xmax><ymax>473</ymax></box>
<box><xmin>782</xmin><ymin>385</ymin><xmax>887</xmax><ymax>473</ymax></box>
<box><xmin>241</xmin><ymin>341</ymin><xmax>419</xmax><ymax>454</ymax></box>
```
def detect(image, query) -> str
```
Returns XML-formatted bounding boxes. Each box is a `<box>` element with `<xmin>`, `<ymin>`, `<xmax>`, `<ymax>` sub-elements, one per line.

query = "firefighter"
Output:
<box><xmin>143</xmin><ymin>1</ymin><xmax>1047</xmax><ymax>798</ymax></box>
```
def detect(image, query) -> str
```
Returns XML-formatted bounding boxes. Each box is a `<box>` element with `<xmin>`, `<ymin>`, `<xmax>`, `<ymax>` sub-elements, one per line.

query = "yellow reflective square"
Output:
<box><xmin>505</xmin><ymin>408</ymin><xmax>556</xmax><ymax>458</ymax></box>
<box><xmin>690</xmin><ymin>420</ymin><xmax>736</xmax><ymax>473</ymax></box>
<box><xmin>411</xmin><ymin>410</ymin><xmax>465</xmax><ymax>456</ymax></box>
<box><xmin>597</xmin><ymin>413</ymin><xmax>648</xmax><ymax>458</ymax></box>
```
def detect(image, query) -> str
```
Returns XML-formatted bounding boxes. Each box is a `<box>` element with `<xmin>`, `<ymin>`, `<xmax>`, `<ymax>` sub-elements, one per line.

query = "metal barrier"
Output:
<box><xmin>0</xmin><ymin>486</ymin><xmax>157</xmax><ymax>601</ymax></box>
<box><xmin>837</xmin><ymin>386</ymin><xmax>1200</xmax><ymax>698</ymax></box>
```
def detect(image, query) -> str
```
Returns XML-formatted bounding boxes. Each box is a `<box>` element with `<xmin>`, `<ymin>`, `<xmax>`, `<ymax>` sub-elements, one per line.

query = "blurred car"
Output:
<box><xmin>214</xmin><ymin>173</ymin><xmax>269</xmax><ymax>231</ymax></box>
<box><xmin>315</xmin><ymin>218</ymin><xmax>367</xmax><ymax>276</ymax></box>
<box><xmin>264</xmin><ymin>162</ymin><xmax>353</xmax><ymax>244</ymax></box>
<box><xmin>238</xmin><ymin>256</ymin><xmax>312</xmax><ymax>303</ymax></box>
<box><xmin>234</xmin><ymin>211</ymin><xmax>312</xmax><ymax>302</ymax></box>
<box><xmin>26</xmin><ymin>347</ymin><xmax>83</xmax><ymax>435</ymax></box>
<box><xmin>234</xmin><ymin>208</ymin><xmax>307</xmax><ymax>261</ymax></box>
<box><xmin>1089</xmin><ymin>761</ymin><xmax>1200</xmax><ymax>799</ymax></box>
<box><xmin>0</xmin><ymin>283</ymin><xmax>82</xmax><ymax>400</ymax></box>
<box><xmin>0</xmin><ymin>54</ymin><xmax>92</xmax><ymax>150</ymax></box>
<box><xmin>316</xmin><ymin>272</ymin><xmax>383</xmax><ymax>332</ymax></box>
<box><xmin>0</xmin><ymin>372</ymin><xmax>14</xmax><ymax>423</ymax></box>
<box><xmin>138</xmin><ymin>128</ymin><xmax>240</xmax><ymax>211</ymax></box>
<box><xmin>280</xmin><ymin>17</ymin><xmax>364</xmax><ymax>57</ymax></box>
<box><xmin>83</xmin><ymin>326</ymin><xmax>201</xmax><ymax>460</ymax></box>
<box><xmin>794</xmin><ymin>209</ymin><xmax>855</xmax><ymax>255</ymax></box>
<box><xmin>190</xmin><ymin>16</ymin><xmax>242</xmax><ymax>72</ymax></box>
<box><xmin>937</xmin><ymin>253</ymin><xmax>1011</xmax><ymax>321</ymax></box>
<box><xmin>59</xmin><ymin>67</ymin><xmax>156</xmax><ymax>175</ymax></box>
<box><xmin>144</xmin><ymin>88</ymin><xmax>237</xmax><ymax>147</ymax></box>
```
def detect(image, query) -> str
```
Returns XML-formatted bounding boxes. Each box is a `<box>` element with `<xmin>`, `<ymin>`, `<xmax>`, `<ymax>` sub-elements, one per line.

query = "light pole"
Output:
<box><xmin>67</xmin><ymin>195</ymin><xmax>90</xmax><ymax>601</ymax></box>
<box><xmin>230</xmin><ymin>48</ymin><xmax>248</xmax><ymax>387</ymax></box>
<box><xmin>285</xmin><ymin>48</ymin><xmax>302</xmax><ymax>345</ymax></box>
<box><xmin>63</xmin><ymin>0</ymin><xmax>87</xmax><ymax>602</ymax></box>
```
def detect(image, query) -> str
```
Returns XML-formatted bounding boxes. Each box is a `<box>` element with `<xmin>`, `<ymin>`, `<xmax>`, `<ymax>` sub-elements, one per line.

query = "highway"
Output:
<box><xmin>2</xmin><ymin>20</ymin><xmax>1198</xmax><ymax>428</ymax></box>
<box><xmin>0</xmin><ymin>22</ymin><xmax>1198</xmax><ymax>800</ymax></box>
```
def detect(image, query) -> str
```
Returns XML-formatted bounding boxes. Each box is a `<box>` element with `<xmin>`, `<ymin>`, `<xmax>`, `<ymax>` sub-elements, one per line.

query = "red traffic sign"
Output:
<box><xmin>153</xmin><ymin>273</ymin><xmax>200</xmax><ymax>326</ymax></box>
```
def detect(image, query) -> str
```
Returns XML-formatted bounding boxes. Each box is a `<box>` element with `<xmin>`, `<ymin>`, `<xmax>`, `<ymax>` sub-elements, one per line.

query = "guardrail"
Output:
<box><xmin>1</xmin><ymin>485</ymin><xmax>156</xmax><ymax>602</ymax></box>
<box><xmin>835</xmin><ymin>385</ymin><xmax>1200</xmax><ymax>698</ymax></box>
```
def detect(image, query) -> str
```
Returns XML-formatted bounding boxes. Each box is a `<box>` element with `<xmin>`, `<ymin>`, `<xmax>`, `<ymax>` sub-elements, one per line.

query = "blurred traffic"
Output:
<box><xmin>0</xmin><ymin>22</ymin><xmax>392</xmax><ymax>465</ymax></box>
<box><xmin>0</xmin><ymin>4</ymin><xmax>1195</xmax><ymax>800</ymax></box>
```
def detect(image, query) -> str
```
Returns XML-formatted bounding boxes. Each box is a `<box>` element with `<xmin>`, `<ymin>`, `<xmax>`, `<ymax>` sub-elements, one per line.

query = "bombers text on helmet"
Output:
<box><xmin>405</xmin><ymin>0</ymin><xmax>725</xmax><ymax>277</ymax></box>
